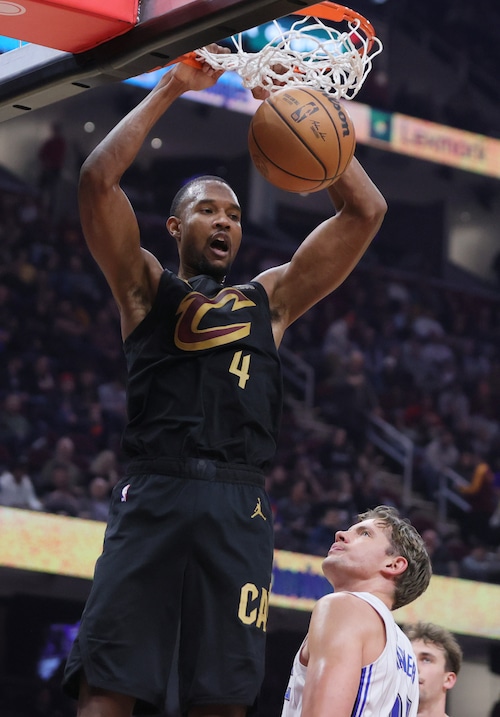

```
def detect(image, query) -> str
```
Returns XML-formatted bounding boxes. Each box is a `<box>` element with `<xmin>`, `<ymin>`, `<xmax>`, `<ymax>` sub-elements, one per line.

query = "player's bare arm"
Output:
<box><xmin>78</xmin><ymin>51</ymin><xmax>226</xmax><ymax>339</ymax></box>
<box><xmin>254</xmin><ymin>157</ymin><xmax>387</xmax><ymax>347</ymax></box>
<box><xmin>301</xmin><ymin>593</ymin><xmax>386</xmax><ymax>717</ymax></box>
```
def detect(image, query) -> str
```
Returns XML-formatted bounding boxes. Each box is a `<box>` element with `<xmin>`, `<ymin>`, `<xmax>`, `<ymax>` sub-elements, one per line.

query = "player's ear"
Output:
<box><xmin>167</xmin><ymin>216</ymin><xmax>181</xmax><ymax>239</ymax></box>
<box><xmin>383</xmin><ymin>555</ymin><xmax>407</xmax><ymax>577</ymax></box>
<box><xmin>444</xmin><ymin>672</ymin><xmax>457</xmax><ymax>690</ymax></box>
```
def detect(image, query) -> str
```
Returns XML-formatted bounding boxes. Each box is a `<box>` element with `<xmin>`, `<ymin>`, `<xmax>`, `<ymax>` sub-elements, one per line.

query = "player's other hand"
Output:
<box><xmin>171</xmin><ymin>44</ymin><xmax>230</xmax><ymax>91</ymax></box>
<box><xmin>251</xmin><ymin>86</ymin><xmax>271</xmax><ymax>100</ymax></box>
<box><xmin>251</xmin><ymin>63</ymin><xmax>288</xmax><ymax>101</ymax></box>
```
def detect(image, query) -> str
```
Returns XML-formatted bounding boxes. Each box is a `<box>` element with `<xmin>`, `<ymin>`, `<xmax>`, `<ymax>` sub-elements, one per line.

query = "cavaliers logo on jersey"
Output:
<box><xmin>174</xmin><ymin>288</ymin><xmax>256</xmax><ymax>351</ymax></box>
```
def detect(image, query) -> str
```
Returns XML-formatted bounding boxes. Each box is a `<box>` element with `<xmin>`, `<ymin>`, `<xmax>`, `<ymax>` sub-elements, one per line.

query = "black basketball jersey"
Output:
<box><xmin>121</xmin><ymin>270</ymin><xmax>283</xmax><ymax>471</ymax></box>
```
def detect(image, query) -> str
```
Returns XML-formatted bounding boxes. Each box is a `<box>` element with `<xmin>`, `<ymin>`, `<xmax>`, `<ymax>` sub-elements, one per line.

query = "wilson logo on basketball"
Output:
<box><xmin>290</xmin><ymin>101</ymin><xmax>320</xmax><ymax>123</ymax></box>
<box><xmin>326</xmin><ymin>97</ymin><xmax>352</xmax><ymax>137</ymax></box>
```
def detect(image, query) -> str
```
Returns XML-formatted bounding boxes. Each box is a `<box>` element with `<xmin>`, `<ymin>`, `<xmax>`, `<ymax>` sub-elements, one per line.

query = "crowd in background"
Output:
<box><xmin>1</xmin><ymin>131</ymin><xmax>500</xmax><ymax>715</ymax></box>
<box><xmin>1</xmin><ymin>173</ymin><xmax>500</xmax><ymax>586</ymax></box>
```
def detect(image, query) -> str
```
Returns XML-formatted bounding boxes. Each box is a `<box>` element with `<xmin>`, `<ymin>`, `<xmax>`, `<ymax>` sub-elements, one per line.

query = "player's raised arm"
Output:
<box><xmin>254</xmin><ymin>157</ymin><xmax>386</xmax><ymax>346</ymax></box>
<box><xmin>78</xmin><ymin>53</ymin><xmax>226</xmax><ymax>336</ymax></box>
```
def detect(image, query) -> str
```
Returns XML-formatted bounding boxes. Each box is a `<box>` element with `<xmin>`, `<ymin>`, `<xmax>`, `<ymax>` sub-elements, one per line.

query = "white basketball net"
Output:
<box><xmin>195</xmin><ymin>14</ymin><xmax>383</xmax><ymax>100</ymax></box>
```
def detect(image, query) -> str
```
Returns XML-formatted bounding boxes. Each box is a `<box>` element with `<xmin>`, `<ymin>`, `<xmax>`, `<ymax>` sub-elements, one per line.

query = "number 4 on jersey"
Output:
<box><xmin>229</xmin><ymin>350</ymin><xmax>251</xmax><ymax>388</ymax></box>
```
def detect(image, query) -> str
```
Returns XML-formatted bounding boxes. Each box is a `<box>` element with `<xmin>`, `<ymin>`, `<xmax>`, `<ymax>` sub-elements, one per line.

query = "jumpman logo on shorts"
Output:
<box><xmin>251</xmin><ymin>497</ymin><xmax>267</xmax><ymax>520</ymax></box>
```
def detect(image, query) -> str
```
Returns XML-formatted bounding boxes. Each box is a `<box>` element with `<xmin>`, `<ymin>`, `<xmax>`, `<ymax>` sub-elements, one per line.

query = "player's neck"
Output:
<box><xmin>334</xmin><ymin>581</ymin><xmax>394</xmax><ymax>611</ymax></box>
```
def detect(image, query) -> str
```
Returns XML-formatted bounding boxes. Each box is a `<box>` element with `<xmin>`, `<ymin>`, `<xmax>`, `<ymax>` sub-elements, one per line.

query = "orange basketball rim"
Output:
<box><xmin>177</xmin><ymin>1</ymin><xmax>383</xmax><ymax>100</ymax></box>
<box><xmin>292</xmin><ymin>2</ymin><xmax>378</xmax><ymax>52</ymax></box>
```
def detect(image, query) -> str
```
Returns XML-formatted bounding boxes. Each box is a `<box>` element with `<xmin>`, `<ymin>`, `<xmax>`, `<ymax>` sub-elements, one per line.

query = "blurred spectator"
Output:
<box><xmin>97</xmin><ymin>372</ymin><xmax>127</xmax><ymax>431</ymax></box>
<box><xmin>459</xmin><ymin>337</ymin><xmax>491</xmax><ymax>392</ymax></box>
<box><xmin>78</xmin><ymin>402</ymin><xmax>109</xmax><ymax>453</ymax></box>
<box><xmin>52</xmin><ymin>299</ymin><xmax>90</xmax><ymax>358</ymax></box>
<box><xmin>489</xmin><ymin>497</ymin><xmax>500</xmax><ymax>545</ymax></box>
<box><xmin>25</xmin><ymin>354</ymin><xmax>57</xmax><ymax>398</ymax></box>
<box><xmin>400</xmin><ymin>335</ymin><xmax>427</xmax><ymax>391</ymax></box>
<box><xmin>376</xmin><ymin>344</ymin><xmax>414</xmax><ymax>404</ymax></box>
<box><xmin>317</xmin><ymin>426</ymin><xmax>355</xmax><ymax>475</ymax></box>
<box><xmin>424</xmin><ymin>429</ymin><xmax>460</xmax><ymax>471</ymax></box>
<box><xmin>53</xmin><ymin>371</ymin><xmax>81</xmax><ymax>433</ymax></box>
<box><xmin>88</xmin><ymin>449</ymin><xmax>121</xmax><ymax>488</ymax></box>
<box><xmin>418</xmin><ymin>335</ymin><xmax>456</xmax><ymax>392</ymax></box>
<box><xmin>58</xmin><ymin>254</ymin><xmax>101</xmax><ymax>304</ymax></box>
<box><xmin>437</xmin><ymin>380</ymin><xmax>470</xmax><ymax>432</ymax></box>
<box><xmin>322</xmin><ymin>468</ymin><xmax>356</xmax><ymax>514</ymax></box>
<box><xmin>352</xmin><ymin>470</ymin><xmax>383</xmax><ymax>513</ymax></box>
<box><xmin>88</xmin><ymin>305</ymin><xmax>124</xmax><ymax>370</ymax></box>
<box><xmin>39</xmin><ymin>436</ymin><xmax>83</xmax><ymax>495</ymax></box>
<box><xmin>77</xmin><ymin>365</ymin><xmax>100</xmax><ymax>406</ymax></box>
<box><xmin>43</xmin><ymin>463</ymin><xmax>83</xmax><ymax>517</ymax></box>
<box><xmin>460</xmin><ymin>542</ymin><xmax>500</xmax><ymax>583</ymax></box>
<box><xmin>318</xmin><ymin>349</ymin><xmax>378</xmax><ymax>447</ymax></box>
<box><xmin>468</xmin><ymin>412</ymin><xmax>499</xmax><ymax>459</ymax></box>
<box><xmin>458</xmin><ymin>453</ymin><xmax>497</xmax><ymax>545</ymax></box>
<box><xmin>0</xmin><ymin>392</ymin><xmax>32</xmax><ymax>455</ymax></box>
<box><xmin>274</xmin><ymin>480</ymin><xmax>313</xmax><ymax>552</ymax></box>
<box><xmin>305</xmin><ymin>505</ymin><xmax>349</xmax><ymax>556</ymax></box>
<box><xmin>321</xmin><ymin>309</ymin><xmax>356</xmax><ymax>380</ymax></box>
<box><xmin>421</xmin><ymin>528</ymin><xmax>457</xmax><ymax>577</ymax></box>
<box><xmin>80</xmin><ymin>476</ymin><xmax>111</xmax><ymax>522</ymax></box>
<box><xmin>420</xmin><ymin>428</ymin><xmax>460</xmax><ymax>499</ymax></box>
<box><xmin>266</xmin><ymin>463</ymin><xmax>293</xmax><ymax>504</ymax></box>
<box><xmin>0</xmin><ymin>456</ymin><xmax>42</xmax><ymax>510</ymax></box>
<box><xmin>412</xmin><ymin>306</ymin><xmax>445</xmax><ymax>339</ymax></box>
<box><xmin>0</xmin><ymin>354</ymin><xmax>27</xmax><ymax>395</ymax></box>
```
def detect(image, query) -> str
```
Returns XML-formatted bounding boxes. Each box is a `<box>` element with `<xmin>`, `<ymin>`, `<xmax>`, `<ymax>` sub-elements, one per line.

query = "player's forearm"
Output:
<box><xmin>327</xmin><ymin>156</ymin><xmax>387</xmax><ymax>223</ymax></box>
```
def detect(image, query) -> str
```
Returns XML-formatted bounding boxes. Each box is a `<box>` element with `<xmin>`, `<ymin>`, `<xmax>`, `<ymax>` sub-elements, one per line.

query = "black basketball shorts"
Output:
<box><xmin>62</xmin><ymin>459</ymin><xmax>274</xmax><ymax>715</ymax></box>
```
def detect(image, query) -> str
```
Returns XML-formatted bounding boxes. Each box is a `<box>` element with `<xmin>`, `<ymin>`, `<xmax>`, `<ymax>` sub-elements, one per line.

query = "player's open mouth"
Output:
<box><xmin>210</xmin><ymin>235</ymin><xmax>229</xmax><ymax>255</ymax></box>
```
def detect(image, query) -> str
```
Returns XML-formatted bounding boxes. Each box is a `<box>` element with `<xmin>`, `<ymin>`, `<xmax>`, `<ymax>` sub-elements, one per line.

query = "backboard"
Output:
<box><xmin>0</xmin><ymin>0</ymin><xmax>321</xmax><ymax>122</ymax></box>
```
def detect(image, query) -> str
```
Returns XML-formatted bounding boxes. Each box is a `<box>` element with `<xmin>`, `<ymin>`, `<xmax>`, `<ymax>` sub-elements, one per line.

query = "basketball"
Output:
<box><xmin>248</xmin><ymin>87</ymin><xmax>356</xmax><ymax>193</ymax></box>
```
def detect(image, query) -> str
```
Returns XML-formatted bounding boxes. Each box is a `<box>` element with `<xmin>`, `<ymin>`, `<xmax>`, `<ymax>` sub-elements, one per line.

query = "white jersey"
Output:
<box><xmin>281</xmin><ymin>592</ymin><xmax>418</xmax><ymax>717</ymax></box>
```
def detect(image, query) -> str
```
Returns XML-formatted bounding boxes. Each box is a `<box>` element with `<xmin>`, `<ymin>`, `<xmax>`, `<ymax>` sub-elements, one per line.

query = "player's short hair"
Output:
<box><xmin>357</xmin><ymin>506</ymin><xmax>432</xmax><ymax>610</ymax></box>
<box><xmin>403</xmin><ymin>621</ymin><xmax>463</xmax><ymax>675</ymax></box>
<box><xmin>169</xmin><ymin>175</ymin><xmax>233</xmax><ymax>217</ymax></box>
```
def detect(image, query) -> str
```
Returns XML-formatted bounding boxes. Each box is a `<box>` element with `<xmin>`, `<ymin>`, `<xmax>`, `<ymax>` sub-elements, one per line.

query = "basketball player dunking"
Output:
<box><xmin>62</xmin><ymin>46</ymin><xmax>387</xmax><ymax>717</ymax></box>
<box><xmin>281</xmin><ymin>507</ymin><xmax>432</xmax><ymax>717</ymax></box>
